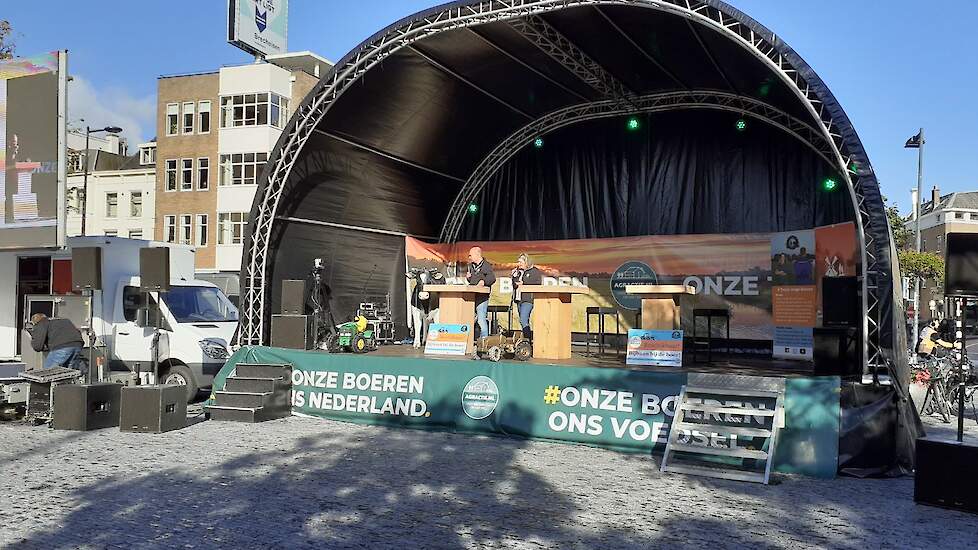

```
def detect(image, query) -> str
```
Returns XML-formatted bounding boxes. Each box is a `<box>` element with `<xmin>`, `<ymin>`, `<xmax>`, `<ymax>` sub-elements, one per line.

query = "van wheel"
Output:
<box><xmin>162</xmin><ymin>364</ymin><xmax>199</xmax><ymax>403</ymax></box>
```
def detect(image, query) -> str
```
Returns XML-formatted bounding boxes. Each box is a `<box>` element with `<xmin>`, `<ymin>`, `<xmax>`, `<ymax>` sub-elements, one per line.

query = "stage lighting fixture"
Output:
<box><xmin>533</xmin><ymin>137</ymin><xmax>544</xmax><ymax>148</ymax></box>
<box><xmin>822</xmin><ymin>178</ymin><xmax>839</xmax><ymax>192</ymax></box>
<box><xmin>735</xmin><ymin>118</ymin><xmax>747</xmax><ymax>132</ymax></box>
<box><xmin>626</xmin><ymin>117</ymin><xmax>641</xmax><ymax>131</ymax></box>
<box><xmin>468</xmin><ymin>203</ymin><xmax>479</xmax><ymax>215</ymax></box>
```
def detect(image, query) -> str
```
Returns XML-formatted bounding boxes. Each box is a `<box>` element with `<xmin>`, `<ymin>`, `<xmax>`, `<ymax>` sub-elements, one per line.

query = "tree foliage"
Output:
<box><xmin>898</xmin><ymin>250</ymin><xmax>944</xmax><ymax>283</ymax></box>
<box><xmin>883</xmin><ymin>195</ymin><xmax>912</xmax><ymax>251</ymax></box>
<box><xmin>0</xmin><ymin>20</ymin><xmax>14</xmax><ymax>60</ymax></box>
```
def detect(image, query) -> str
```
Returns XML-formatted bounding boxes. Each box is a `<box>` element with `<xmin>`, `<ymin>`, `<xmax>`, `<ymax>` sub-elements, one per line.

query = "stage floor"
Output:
<box><xmin>370</xmin><ymin>342</ymin><xmax>817</xmax><ymax>378</ymax></box>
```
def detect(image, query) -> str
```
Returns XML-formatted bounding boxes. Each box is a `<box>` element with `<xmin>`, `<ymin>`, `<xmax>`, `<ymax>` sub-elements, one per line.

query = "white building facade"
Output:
<box><xmin>66</xmin><ymin>167</ymin><xmax>157</xmax><ymax>239</ymax></box>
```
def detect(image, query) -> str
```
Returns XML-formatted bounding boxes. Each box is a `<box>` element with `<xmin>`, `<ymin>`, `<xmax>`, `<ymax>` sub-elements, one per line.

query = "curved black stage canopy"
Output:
<box><xmin>240</xmin><ymin>1</ymin><xmax>902</xmax><ymax>388</ymax></box>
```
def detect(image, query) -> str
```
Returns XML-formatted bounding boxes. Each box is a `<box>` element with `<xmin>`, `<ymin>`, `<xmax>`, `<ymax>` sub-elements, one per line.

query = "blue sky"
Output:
<box><xmin>4</xmin><ymin>1</ymin><xmax>976</xmax><ymax>213</ymax></box>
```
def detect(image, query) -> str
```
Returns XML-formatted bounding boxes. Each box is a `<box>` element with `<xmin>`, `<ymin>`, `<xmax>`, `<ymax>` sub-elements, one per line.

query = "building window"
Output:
<box><xmin>218</xmin><ymin>212</ymin><xmax>248</xmax><ymax>244</ymax></box>
<box><xmin>182</xmin><ymin>102</ymin><xmax>195</xmax><ymax>135</ymax></box>
<box><xmin>163</xmin><ymin>215</ymin><xmax>176</xmax><ymax>243</ymax></box>
<box><xmin>165</xmin><ymin>159</ymin><xmax>178</xmax><ymax>191</ymax></box>
<box><xmin>128</xmin><ymin>229</ymin><xmax>143</xmax><ymax>240</ymax></box>
<box><xmin>219</xmin><ymin>152</ymin><xmax>268</xmax><ymax>186</ymax></box>
<box><xmin>198</xmin><ymin>100</ymin><xmax>211</xmax><ymax>134</ymax></box>
<box><xmin>68</xmin><ymin>150</ymin><xmax>85</xmax><ymax>173</ymax></box>
<box><xmin>130</xmin><ymin>192</ymin><xmax>143</xmax><ymax>217</ymax></box>
<box><xmin>180</xmin><ymin>214</ymin><xmax>193</xmax><ymax>245</ymax></box>
<box><xmin>106</xmin><ymin>193</ymin><xmax>118</xmax><ymax>218</ymax></box>
<box><xmin>139</xmin><ymin>145</ymin><xmax>156</xmax><ymax>165</ymax></box>
<box><xmin>196</xmin><ymin>214</ymin><xmax>208</xmax><ymax>247</ymax></box>
<box><xmin>197</xmin><ymin>158</ymin><xmax>210</xmax><ymax>190</ymax></box>
<box><xmin>104</xmin><ymin>229</ymin><xmax>117</xmax><ymax>237</ymax></box>
<box><xmin>971</xmin><ymin>213</ymin><xmax>978</xmax><ymax>221</ymax></box>
<box><xmin>166</xmin><ymin>103</ymin><xmax>179</xmax><ymax>136</ymax></box>
<box><xmin>220</xmin><ymin>93</ymin><xmax>289</xmax><ymax>129</ymax></box>
<box><xmin>955</xmin><ymin>212</ymin><xmax>965</xmax><ymax>219</ymax></box>
<box><xmin>181</xmin><ymin>159</ymin><xmax>193</xmax><ymax>191</ymax></box>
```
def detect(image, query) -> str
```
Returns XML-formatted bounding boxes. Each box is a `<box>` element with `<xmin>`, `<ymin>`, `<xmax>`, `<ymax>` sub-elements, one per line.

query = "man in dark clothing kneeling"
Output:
<box><xmin>30</xmin><ymin>313</ymin><xmax>86</xmax><ymax>373</ymax></box>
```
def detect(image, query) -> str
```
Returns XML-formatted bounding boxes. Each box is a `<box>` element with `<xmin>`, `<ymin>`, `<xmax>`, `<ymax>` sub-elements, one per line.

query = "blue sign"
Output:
<box><xmin>773</xmin><ymin>326</ymin><xmax>813</xmax><ymax>360</ymax></box>
<box><xmin>610</xmin><ymin>261</ymin><xmax>658</xmax><ymax>311</ymax></box>
<box><xmin>626</xmin><ymin>329</ymin><xmax>684</xmax><ymax>367</ymax></box>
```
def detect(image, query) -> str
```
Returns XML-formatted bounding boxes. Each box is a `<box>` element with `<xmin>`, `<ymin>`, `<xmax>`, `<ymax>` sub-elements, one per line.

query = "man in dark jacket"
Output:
<box><xmin>466</xmin><ymin>246</ymin><xmax>496</xmax><ymax>340</ymax></box>
<box><xmin>30</xmin><ymin>313</ymin><xmax>86</xmax><ymax>372</ymax></box>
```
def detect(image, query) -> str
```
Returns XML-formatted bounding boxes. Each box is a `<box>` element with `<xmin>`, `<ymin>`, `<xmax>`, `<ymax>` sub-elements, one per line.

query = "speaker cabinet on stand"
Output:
<box><xmin>71</xmin><ymin>247</ymin><xmax>102</xmax><ymax>385</ymax></box>
<box><xmin>139</xmin><ymin>248</ymin><xmax>170</xmax><ymax>387</ymax></box>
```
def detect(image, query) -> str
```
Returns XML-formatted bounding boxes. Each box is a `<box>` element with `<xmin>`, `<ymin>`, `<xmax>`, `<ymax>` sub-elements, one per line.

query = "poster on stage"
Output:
<box><xmin>773</xmin><ymin>326</ymin><xmax>814</xmax><ymax>359</ymax></box>
<box><xmin>0</xmin><ymin>51</ymin><xmax>66</xmax><ymax>250</ymax></box>
<box><xmin>423</xmin><ymin>324</ymin><xmax>469</xmax><ymax>356</ymax></box>
<box><xmin>626</xmin><ymin>329</ymin><xmax>684</xmax><ymax>367</ymax></box>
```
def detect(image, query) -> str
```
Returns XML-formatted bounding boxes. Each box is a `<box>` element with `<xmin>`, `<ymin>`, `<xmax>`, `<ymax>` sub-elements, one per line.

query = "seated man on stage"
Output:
<box><xmin>513</xmin><ymin>252</ymin><xmax>543</xmax><ymax>339</ymax></box>
<box><xmin>466</xmin><ymin>246</ymin><xmax>496</xmax><ymax>345</ymax></box>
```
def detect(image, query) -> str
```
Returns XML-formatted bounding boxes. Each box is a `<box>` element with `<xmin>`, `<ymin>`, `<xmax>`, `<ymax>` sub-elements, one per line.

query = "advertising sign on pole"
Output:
<box><xmin>0</xmin><ymin>50</ymin><xmax>67</xmax><ymax>249</ymax></box>
<box><xmin>228</xmin><ymin>0</ymin><xmax>289</xmax><ymax>58</ymax></box>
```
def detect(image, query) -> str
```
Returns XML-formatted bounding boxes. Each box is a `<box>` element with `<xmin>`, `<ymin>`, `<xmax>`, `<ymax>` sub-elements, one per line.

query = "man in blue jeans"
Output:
<box><xmin>30</xmin><ymin>313</ymin><xmax>87</xmax><ymax>375</ymax></box>
<box><xmin>465</xmin><ymin>246</ymin><xmax>496</xmax><ymax>357</ymax></box>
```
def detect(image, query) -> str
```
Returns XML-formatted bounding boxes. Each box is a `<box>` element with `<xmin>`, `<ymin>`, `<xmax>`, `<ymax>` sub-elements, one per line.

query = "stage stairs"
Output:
<box><xmin>205</xmin><ymin>363</ymin><xmax>292</xmax><ymax>423</ymax></box>
<box><xmin>660</xmin><ymin>373</ymin><xmax>785</xmax><ymax>484</ymax></box>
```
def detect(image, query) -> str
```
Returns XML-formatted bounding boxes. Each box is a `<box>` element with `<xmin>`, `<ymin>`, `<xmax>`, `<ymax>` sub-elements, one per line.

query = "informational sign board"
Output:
<box><xmin>423</xmin><ymin>324</ymin><xmax>469</xmax><ymax>356</ymax></box>
<box><xmin>0</xmin><ymin>51</ymin><xmax>67</xmax><ymax>249</ymax></box>
<box><xmin>228</xmin><ymin>0</ymin><xmax>289</xmax><ymax>58</ymax></box>
<box><xmin>626</xmin><ymin>329</ymin><xmax>684</xmax><ymax>367</ymax></box>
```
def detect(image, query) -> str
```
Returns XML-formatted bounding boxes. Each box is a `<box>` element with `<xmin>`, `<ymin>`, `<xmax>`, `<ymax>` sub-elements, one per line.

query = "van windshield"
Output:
<box><xmin>160</xmin><ymin>286</ymin><xmax>238</xmax><ymax>323</ymax></box>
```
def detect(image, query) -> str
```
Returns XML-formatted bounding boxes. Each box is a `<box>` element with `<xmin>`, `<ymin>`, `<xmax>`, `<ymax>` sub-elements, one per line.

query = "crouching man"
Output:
<box><xmin>30</xmin><ymin>313</ymin><xmax>87</xmax><ymax>375</ymax></box>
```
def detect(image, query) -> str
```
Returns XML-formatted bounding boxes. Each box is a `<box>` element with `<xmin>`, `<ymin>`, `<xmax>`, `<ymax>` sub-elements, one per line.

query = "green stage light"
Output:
<box><xmin>533</xmin><ymin>137</ymin><xmax>544</xmax><ymax>148</ymax></box>
<box><xmin>468</xmin><ymin>203</ymin><xmax>479</xmax><ymax>214</ymax></box>
<box><xmin>626</xmin><ymin>117</ymin><xmax>641</xmax><ymax>131</ymax></box>
<box><xmin>736</xmin><ymin>118</ymin><xmax>747</xmax><ymax>132</ymax></box>
<box><xmin>822</xmin><ymin>178</ymin><xmax>839</xmax><ymax>192</ymax></box>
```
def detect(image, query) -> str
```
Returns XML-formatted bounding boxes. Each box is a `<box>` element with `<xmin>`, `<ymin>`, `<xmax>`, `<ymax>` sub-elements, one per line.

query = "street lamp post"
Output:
<box><xmin>905</xmin><ymin>128</ymin><xmax>925</xmax><ymax>361</ymax></box>
<box><xmin>80</xmin><ymin>125</ymin><xmax>123</xmax><ymax>236</ymax></box>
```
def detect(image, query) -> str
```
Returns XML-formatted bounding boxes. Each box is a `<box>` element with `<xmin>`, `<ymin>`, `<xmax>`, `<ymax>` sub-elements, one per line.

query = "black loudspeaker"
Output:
<box><xmin>51</xmin><ymin>383</ymin><xmax>121</xmax><ymax>430</ymax></box>
<box><xmin>813</xmin><ymin>327</ymin><xmax>861</xmax><ymax>378</ymax></box>
<box><xmin>271</xmin><ymin>314</ymin><xmax>313</xmax><ymax>350</ymax></box>
<box><xmin>945</xmin><ymin>233</ymin><xmax>978</xmax><ymax>297</ymax></box>
<box><xmin>119</xmin><ymin>385</ymin><xmax>186</xmax><ymax>433</ymax></box>
<box><xmin>139</xmin><ymin>247</ymin><xmax>170</xmax><ymax>292</ymax></box>
<box><xmin>72</xmin><ymin>247</ymin><xmax>102</xmax><ymax>291</ymax></box>
<box><xmin>915</xmin><ymin>437</ymin><xmax>978</xmax><ymax>514</ymax></box>
<box><xmin>822</xmin><ymin>276</ymin><xmax>859</xmax><ymax>328</ymax></box>
<box><xmin>281</xmin><ymin>279</ymin><xmax>306</xmax><ymax>315</ymax></box>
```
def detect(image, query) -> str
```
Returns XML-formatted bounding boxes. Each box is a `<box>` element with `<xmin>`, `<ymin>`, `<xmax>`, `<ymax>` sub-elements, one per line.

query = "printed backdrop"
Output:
<box><xmin>406</xmin><ymin>223</ymin><xmax>858</xmax><ymax>352</ymax></box>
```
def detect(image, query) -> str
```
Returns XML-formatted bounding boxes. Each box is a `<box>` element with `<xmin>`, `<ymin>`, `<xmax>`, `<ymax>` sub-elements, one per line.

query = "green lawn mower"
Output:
<box><xmin>325</xmin><ymin>316</ymin><xmax>377</xmax><ymax>354</ymax></box>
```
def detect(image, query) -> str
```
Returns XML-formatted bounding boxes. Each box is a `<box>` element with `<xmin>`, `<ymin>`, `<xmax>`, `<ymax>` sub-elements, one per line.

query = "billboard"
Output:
<box><xmin>228</xmin><ymin>0</ymin><xmax>289</xmax><ymax>57</ymax></box>
<box><xmin>0</xmin><ymin>51</ymin><xmax>67</xmax><ymax>250</ymax></box>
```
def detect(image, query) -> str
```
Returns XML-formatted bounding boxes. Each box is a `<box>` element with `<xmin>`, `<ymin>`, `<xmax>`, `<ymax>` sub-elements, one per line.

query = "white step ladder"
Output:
<box><xmin>660</xmin><ymin>373</ymin><xmax>786</xmax><ymax>484</ymax></box>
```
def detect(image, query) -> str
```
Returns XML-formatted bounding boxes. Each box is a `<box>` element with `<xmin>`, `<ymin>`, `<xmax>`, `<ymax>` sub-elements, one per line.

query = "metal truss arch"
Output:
<box><xmin>440</xmin><ymin>90</ymin><xmax>839</xmax><ymax>244</ymax></box>
<box><xmin>239</xmin><ymin>0</ymin><xmax>895</xmax><ymax>376</ymax></box>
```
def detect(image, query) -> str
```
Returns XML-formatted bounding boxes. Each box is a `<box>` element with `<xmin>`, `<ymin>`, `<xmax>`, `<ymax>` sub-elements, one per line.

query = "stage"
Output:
<box><xmin>210</xmin><ymin>344</ymin><xmax>841</xmax><ymax>479</ymax></box>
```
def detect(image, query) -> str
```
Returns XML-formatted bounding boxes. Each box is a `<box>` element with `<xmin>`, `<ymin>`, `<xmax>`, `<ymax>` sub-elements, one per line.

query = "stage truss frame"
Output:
<box><xmin>240</xmin><ymin>0</ymin><xmax>894</xmax><ymax>379</ymax></box>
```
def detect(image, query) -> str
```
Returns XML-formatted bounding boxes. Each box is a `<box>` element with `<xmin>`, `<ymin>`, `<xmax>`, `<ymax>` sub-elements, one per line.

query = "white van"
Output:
<box><xmin>0</xmin><ymin>237</ymin><xmax>238</xmax><ymax>401</ymax></box>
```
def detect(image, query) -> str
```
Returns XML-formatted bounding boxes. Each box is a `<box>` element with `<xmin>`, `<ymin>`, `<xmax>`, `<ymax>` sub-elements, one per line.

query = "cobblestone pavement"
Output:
<box><xmin>1</xmin><ymin>413</ymin><xmax>977</xmax><ymax>550</ymax></box>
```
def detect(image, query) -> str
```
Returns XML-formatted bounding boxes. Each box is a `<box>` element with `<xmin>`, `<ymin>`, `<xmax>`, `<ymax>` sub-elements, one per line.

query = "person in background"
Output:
<box><xmin>917</xmin><ymin>318</ymin><xmax>958</xmax><ymax>358</ymax></box>
<box><xmin>29</xmin><ymin>313</ymin><xmax>86</xmax><ymax>373</ymax></box>
<box><xmin>466</xmin><ymin>246</ymin><xmax>496</xmax><ymax>344</ymax></box>
<box><xmin>512</xmin><ymin>253</ymin><xmax>543</xmax><ymax>339</ymax></box>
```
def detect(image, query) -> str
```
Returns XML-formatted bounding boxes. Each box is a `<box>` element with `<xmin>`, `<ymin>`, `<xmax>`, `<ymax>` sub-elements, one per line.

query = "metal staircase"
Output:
<box><xmin>205</xmin><ymin>363</ymin><xmax>292</xmax><ymax>423</ymax></box>
<box><xmin>660</xmin><ymin>373</ymin><xmax>785</xmax><ymax>484</ymax></box>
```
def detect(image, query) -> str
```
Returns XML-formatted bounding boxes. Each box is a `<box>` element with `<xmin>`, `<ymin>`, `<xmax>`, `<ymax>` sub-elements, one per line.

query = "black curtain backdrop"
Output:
<box><xmin>460</xmin><ymin>111</ymin><xmax>852</xmax><ymax>241</ymax></box>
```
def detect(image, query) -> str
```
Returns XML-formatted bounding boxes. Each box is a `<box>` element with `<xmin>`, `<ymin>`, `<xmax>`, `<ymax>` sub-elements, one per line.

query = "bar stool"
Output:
<box><xmin>586</xmin><ymin>307</ymin><xmax>622</xmax><ymax>357</ymax></box>
<box><xmin>487</xmin><ymin>305</ymin><xmax>511</xmax><ymax>335</ymax></box>
<box><xmin>693</xmin><ymin>308</ymin><xmax>730</xmax><ymax>364</ymax></box>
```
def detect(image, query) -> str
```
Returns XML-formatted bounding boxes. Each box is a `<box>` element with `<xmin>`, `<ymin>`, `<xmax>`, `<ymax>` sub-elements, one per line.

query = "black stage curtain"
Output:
<box><xmin>460</xmin><ymin>111</ymin><xmax>852</xmax><ymax>241</ymax></box>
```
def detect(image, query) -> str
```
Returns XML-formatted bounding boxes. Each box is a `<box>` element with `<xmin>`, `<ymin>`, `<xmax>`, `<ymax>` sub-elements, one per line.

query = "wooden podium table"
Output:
<box><xmin>423</xmin><ymin>284</ymin><xmax>491</xmax><ymax>354</ymax></box>
<box><xmin>625</xmin><ymin>285</ymin><xmax>695</xmax><ymax>330</ymax></box>
<box><xmin>522</xmin><ymin>285</ymin><xmax>590</xmax><ymax>360</ymax></box>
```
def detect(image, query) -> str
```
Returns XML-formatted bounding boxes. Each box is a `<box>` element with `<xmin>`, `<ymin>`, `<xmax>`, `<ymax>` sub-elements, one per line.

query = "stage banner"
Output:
<box><xmin>770</xmin><ymin>230</ymin><xmax>817</xmax><ymax>359</ymax></box>
<box><xmin>208</xmin><ymin>347</ymin><xmax>842</xmax><ymax>478</ymax></box>
<box><xmin>423</xmin><ymin>324</ymin><xmax>469</xmax><ymax>356</ymax></box>
<box><xmin>625</xmin><ymin>329</ymin><xmax>683</xmax><ymax>367</ymax></box>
